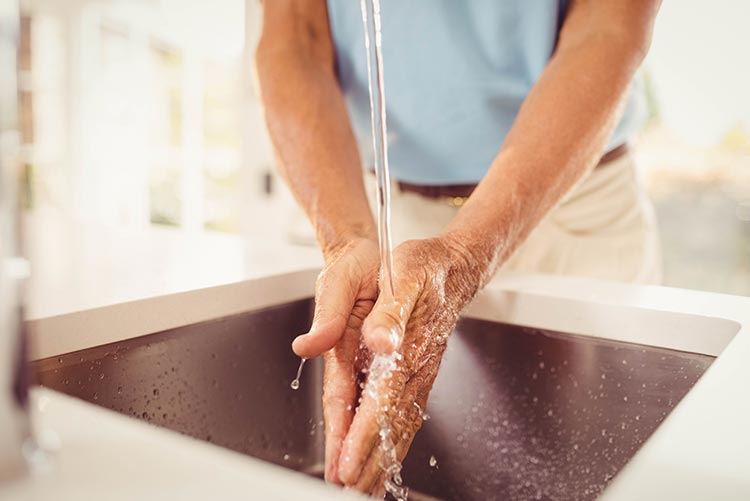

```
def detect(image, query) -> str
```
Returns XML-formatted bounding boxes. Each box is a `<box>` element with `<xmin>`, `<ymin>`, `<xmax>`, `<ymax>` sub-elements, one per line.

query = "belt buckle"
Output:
<box><xmin>446</xmin><ymin>196</ymin><xmax>468</xmax><ymax>207</ymax></box>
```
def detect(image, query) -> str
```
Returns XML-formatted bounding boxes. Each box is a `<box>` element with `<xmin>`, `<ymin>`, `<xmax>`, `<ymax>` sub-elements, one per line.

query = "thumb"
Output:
<box><xmin>361</xmin><ymin>279</ymin><xmax>420</xmax><ymax>355</ymax></box>
<box><xmin>292</xmin><ymin>267</ymin><xmax>357</xmax><ymax>359</ymax></box>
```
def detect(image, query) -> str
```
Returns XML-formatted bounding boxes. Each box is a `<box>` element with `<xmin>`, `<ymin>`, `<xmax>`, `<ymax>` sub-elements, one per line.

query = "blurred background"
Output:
<box><xmin>12</xmin><ymin>0</ymin><xmax>750</xmax><ymax>317</ymax></box>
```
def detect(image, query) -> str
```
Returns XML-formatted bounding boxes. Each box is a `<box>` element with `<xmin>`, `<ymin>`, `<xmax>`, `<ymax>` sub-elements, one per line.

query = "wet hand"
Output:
<box><xmin>291</xmin><ymin>237</ymin><xmax>380</xmax><ymax>484</ymax></box>
<box><xmin>336</xmin><ymin>236</ymin><xmax>485</xmax><ymax>495</ymax></box>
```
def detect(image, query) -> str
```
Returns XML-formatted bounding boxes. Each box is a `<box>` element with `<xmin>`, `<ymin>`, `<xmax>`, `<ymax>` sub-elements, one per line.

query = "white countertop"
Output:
<box><xmin>6</xmin><ymin>270</ymin><xmax>750</xmax><ymax>500</ymax></box>
<box><xmin>1</xmin><ymin>388</ymin><xmax>363</xmax><ymax>501</ymax></box>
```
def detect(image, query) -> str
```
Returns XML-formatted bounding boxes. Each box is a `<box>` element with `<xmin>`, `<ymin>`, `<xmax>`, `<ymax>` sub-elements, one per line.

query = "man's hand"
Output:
<box><xmin>292</xmin><ymin>237</ymin><xmax>380</xmax><ymax>483</ymax></box>
<box><xmin>293</xmin><ymin>234</ymin><xmax>485</xmax><ymax>492</ymax></box>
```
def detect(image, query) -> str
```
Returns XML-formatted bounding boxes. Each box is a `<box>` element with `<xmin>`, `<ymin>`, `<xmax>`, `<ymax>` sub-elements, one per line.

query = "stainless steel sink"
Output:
<box><xmin>30</xmin><ymin>297</ymin><xmax>714</xmax><ymax>501</ymax></box>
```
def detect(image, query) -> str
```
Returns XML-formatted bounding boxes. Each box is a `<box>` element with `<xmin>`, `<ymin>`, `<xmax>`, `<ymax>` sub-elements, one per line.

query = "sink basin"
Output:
<box><xmin>31</xmin><ymin>296</ymin><xmax>717</xmax><ymax>501</ymax></box>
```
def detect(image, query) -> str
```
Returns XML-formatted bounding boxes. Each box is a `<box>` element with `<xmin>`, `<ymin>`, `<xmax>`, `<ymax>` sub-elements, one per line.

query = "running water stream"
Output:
<box><xmin>360</xmin><ymin>0</ymin><xmax>395</xmax><ymax>299</ymax></box>
<box><xmin>360</xmin><ymin>1</ymin><xmax>407</xmax><ymax>499</ymax></box>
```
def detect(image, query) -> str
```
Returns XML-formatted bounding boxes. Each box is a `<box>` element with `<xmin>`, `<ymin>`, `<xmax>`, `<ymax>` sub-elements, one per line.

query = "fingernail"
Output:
<box><xmin>291</xmin><ymin>334</ymin><xmax>309</xmax><ymax>354</ymax></box>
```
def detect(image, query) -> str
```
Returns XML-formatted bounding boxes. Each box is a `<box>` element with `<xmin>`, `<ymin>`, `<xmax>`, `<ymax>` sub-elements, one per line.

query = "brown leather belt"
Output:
<box><xmin>394</xmin><ymin>143</ymin><xmax>630</xmax><ymax>202</ymax></box>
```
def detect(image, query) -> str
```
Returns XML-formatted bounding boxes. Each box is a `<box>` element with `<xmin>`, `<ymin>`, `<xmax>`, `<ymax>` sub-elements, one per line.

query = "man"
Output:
<box><xmin>256</xmin><ymin>0</ymin><xmax>661</xmax><ymax>496</ymax></box>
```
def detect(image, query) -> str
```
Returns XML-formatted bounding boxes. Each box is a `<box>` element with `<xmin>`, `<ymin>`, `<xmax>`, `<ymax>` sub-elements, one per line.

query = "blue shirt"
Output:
<box><xmin>326</xmin><ymin>0</ymin><xmax>644</xmax><ymax>185</ymax></box>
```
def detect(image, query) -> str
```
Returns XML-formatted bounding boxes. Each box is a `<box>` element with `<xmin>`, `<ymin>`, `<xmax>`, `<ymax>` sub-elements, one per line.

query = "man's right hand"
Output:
<box><xmin>291</xmin><ymin>237</ymin><xmax>380</xmax><ymax>484</ymax></box>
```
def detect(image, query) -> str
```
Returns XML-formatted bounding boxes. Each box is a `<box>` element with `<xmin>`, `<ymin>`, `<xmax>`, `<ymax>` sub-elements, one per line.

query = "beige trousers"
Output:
<box><xmin>365</xmin><ymin>153</ymin><xmax>662</xmax><ymax>284</ymax></box>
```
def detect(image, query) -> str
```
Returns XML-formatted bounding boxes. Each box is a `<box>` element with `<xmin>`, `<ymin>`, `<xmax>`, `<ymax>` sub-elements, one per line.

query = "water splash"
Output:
<box><xmin>367</xmin><ymin>353</ymin><xmax>408</xmax><ymax>501</ymax></box>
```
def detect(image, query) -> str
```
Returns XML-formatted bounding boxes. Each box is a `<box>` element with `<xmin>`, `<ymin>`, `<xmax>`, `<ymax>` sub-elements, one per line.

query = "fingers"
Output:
<box><xmin>362</xmin><ymin>283</ymin><xmax>420</xmax><ymax>355</ymax></box>
<box><xmin>322</xmin><ymin>330</ymin><xmax>361</xmax><ymax>484</ymax></box>
<box><xmin>340</xmin><ymin>366</ymin><xmax>428</xmax><ymax>493</ymax></box>
<box><xmin>372</xmin><ymin>477</ymin><xmax>386</xmax><ymax>499</ymax></box>
<box><xmin>337</xmin><ymin>354</ymin><xmax>413</xmax><ymax>485</ymax></box>
<box><xmin>323</xmin><ymin>388</ymin><xmax>355</xmax><ymax>484</ymax></box>
<box><xmin>293</xmin><ymin>268</ymin><xmax>358</xmax><ymax>359</ymax></box>
<box><xmin>356</xmin><ymin>431</ymin><xmax>416</xmax><ymax>495</ymax></box>
<box><xmin>336</xmin><ymin>379</ymin><xmax>383</xmax><ymax>484</ymax></box>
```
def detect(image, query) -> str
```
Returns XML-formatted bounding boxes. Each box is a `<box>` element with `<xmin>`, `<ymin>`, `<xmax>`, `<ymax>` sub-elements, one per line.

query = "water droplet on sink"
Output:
<box><xmin>290</xmin><ymin>379</ymin><xmax>300</xmax><ymax>390</ymax></box>
<box><xmin>429</xmin><ymin>455</ymin><xmax>437</xmax><ymax>468</ymax></box>
<box><xmin>283</xmin><ymin>454</ymin><xmax>290</xmax><ymax>461</ymax></box>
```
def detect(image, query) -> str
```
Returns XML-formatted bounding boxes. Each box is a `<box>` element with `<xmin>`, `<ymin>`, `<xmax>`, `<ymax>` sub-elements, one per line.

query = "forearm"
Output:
<box><xmin>444</xmin><ymin>2</ymin><xmax>658</xmax><ymax>281</ymax></box>
<box><xmin>256</xmin><ymin>25</ymin><xmax>374</xmax><ymax>257</ymax></box>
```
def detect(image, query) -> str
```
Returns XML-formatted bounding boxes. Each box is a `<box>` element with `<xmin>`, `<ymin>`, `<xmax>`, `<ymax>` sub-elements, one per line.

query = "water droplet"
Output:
<box><xmin>283</xmin><ymin>454</ymin><xmax>290</xmax><ymax>461</ymax></box>
<box><xmin>290</xmin><ymin>358</ymin><xmax>306</xmax><ymax>390</ymax></box>
<box><xmin>429</xmin><ymin>455</ymin><xmax>437</xmax><ymax>467</ymax></box>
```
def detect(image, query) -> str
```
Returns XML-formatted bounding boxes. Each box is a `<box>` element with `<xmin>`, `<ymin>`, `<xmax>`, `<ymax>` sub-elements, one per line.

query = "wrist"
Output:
<box><xmin>319</xmin><ymin>222</ymin><xmax>377</xmax><ymax>261</ymax></box>
<box><xmin>440</xmin><ymin>227</ymin><xmax>501</xmax><ymax>289</ymax></box>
